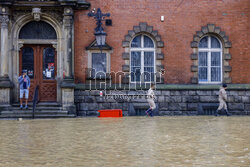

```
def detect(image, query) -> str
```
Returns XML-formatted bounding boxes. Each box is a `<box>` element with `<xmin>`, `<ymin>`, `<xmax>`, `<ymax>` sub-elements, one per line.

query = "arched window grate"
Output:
<box><xmin>19</xmin><ymin>21</ymin><xmax>57</xmax><ymax>39</ymax></box>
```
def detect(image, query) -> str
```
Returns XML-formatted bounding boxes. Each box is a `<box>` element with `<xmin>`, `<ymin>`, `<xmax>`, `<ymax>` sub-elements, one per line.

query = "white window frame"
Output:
<box><xmin>198</xmin><ymin>35</ymin><xmax>223</xmax><ymax>84</ymax></box>
<box><xmin>87</xmin><ymin>50</ymin><xmax>111</xmax><ymax>78</ymax></box>
<box><xmin>130</xmin><ymin>34</ymin><xmax>156</xmax><ymax>83</ymax></box>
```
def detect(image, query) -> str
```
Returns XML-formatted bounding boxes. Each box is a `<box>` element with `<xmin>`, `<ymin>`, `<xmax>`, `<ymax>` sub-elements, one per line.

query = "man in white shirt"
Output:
<box><xmin>145</xmin><ymin>83</ymin><xmax>156</xmax><ymax>117</ymax></box>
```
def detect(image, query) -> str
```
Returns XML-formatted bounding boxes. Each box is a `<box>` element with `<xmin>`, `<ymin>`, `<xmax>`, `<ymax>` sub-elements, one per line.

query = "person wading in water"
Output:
<box><xmin>215</xmin><ymin>83</ymin><xmax>231</xmax><ymax>116</ymax></box>
<box><xmin>145</xmin><ymin>83</ymin><xmax>156</xmax><ymax>117</ymax></box>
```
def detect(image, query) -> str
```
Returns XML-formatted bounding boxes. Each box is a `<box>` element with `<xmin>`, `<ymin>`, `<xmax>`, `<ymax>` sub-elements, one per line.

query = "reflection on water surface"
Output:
<box><xmin>0</xmin><ymin>116</ymin><xmax>249</xmax><ymax>167</ymax></box>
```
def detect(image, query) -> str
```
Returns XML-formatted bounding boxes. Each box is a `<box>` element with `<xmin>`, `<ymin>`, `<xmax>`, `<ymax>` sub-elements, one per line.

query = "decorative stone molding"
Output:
<box><xmin>51</xmin><ymin>42</ymin><xmax>57</xmax><ymax>51</ymax></box>
<box><xmin>191</xmin><ymin>65</ymin><xmax>198</xmax><ymax>72</ymax></box>
<box><xmin>122</xmin><ymin>52</ymin><xmax>129</xmax><ymax>60</ymax></box>
<box><xmin>190</xmin><ymin>24</ymin><xmax>232</xmax><ymax>84</ymax></box>
<box><xmin>122</xmin><ymin>22</ymin><xmax>165</xmax><ymax>83</ymax></box>
<box><xmin>32</xmin><ymin>8</ymin><xmax>41</xmax><ymax>21</ymax></box>
<box><xmin>156</xmin><ymin>53</ymin><xmax>164</xmax><ymax>60</ymax></box>
<box><xmin>122</xmin><ymin>65</ymin><xmax>130</xmax><ymax>72</ymax></box>
<box><xmin>63</xmin><ymin>7</ymin><xmax>73</xmax><ymax>29</ymax></box>
<box><xmin>18</xmin><ymin>41</ymin><xmax>24</xmax><ymax>51</ymax></box>
<box><xmin>0</xmin><ymin>15</ymin><xmax>9</xmax><ymax>28</ymax></box>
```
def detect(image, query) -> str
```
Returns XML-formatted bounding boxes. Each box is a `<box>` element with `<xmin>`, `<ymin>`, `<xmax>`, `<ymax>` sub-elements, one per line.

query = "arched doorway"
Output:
<box><xmin>19</xmin><ymin>21</ymin><xmax>57</xmax><ymax>102</ymax></box>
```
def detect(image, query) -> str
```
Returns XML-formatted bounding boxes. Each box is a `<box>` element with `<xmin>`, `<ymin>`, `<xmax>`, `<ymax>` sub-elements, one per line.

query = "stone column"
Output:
<box><xmin>0</xmin><ymin>6</ymin><xmax>12</xmax><ymax>105</ymax></box>
<box><xmin>61</xmin><ymin>7</ymin><xmax>75</xmax><ymax>114</ymax></box>
<box><xmin>63</xmin><ymin>7</ymin><xmax>73</xmax><ymax>79</ymax></box>
<box><xmin>0</xmin><ymin>6</ymin><xmax>9</xmax><ymax>78</ymax></box>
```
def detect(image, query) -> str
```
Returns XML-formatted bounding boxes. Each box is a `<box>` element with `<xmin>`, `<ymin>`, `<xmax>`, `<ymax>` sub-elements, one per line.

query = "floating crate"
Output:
<box><xmin>98</xmin><ymin>109</ymin><xmax>123</xmax><ymax>117</ymax></box>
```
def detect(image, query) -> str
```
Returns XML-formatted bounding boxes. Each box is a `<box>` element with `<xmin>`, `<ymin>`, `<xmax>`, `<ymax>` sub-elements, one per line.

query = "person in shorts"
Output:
<box><xmin>18</xmin><ymin>70</ymin><xmax>30</xmax><ymax>110</ymax></box>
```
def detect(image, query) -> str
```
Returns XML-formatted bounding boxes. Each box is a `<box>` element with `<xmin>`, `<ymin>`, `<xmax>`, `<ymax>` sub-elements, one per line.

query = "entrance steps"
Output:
<box><xmin>0</xmin><ymin>102</ymin><xmax>76</xmax><ymax>119</ymax></box>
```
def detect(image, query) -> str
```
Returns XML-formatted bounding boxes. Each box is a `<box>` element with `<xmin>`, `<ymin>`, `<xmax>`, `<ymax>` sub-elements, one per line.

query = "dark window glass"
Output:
<box><xmin>131</xmin><ymin>51</ymin><xmax>141</xmax><ymax>82</ymax></box>
<box><xmin>43</xmin><ymin>48</ymin><xmax>55</xmax><ymax>79</ymax></box>
<box><xmin>211</xmin><ymin>52</ymin><xmax>221</xmax><ymax>66</ymax></box>
<box><xmin>19</xmin><ymin>21</ymin><xmax>57</xmax><ymax>39</ymax></box>
<box><xmin>22</xmin><ymin>47</ymin><xmax>34</xmax><ymax>79</ymax></box>
<box><xmin>199</xmin><ymin>36</ymin><xmax>208</xmax><ymax>48</ymax></box>
<box><xmin>211</xmin><ymin>36</ymin><xmax>221</xmax><ymax>48</ymax></box>
<box><xmin>92</xmin><ymin>53</ymin><xmax>107</xmax><ymax>78</ymax></box>
<box><xmin>131</xmin><ymin>35</ymin><xmax>141</xmax><ymax>48</ymax></box>
<box><xmin>144</xmin><ymin>36</ymin><xmax>154</xmax><ymax>48</ymax></box>
<box><xmin>198</xmin><ymin>52</ymin><xmax>208</xmax><ymax>82</ymax></box>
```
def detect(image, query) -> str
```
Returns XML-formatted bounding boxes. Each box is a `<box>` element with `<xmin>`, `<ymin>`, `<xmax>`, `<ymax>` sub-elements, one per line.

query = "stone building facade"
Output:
<box><xmin>0</xmin><ymin>0</ymin><xmax>249</xmax><ymax>116</ymax></box>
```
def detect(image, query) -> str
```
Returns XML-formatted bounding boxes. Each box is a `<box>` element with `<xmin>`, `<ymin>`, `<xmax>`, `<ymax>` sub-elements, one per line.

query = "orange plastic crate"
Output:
<box><xmin>98</xmin><ymin>109</ymin><xmax>123</xmax><ymax>117</ymax></box>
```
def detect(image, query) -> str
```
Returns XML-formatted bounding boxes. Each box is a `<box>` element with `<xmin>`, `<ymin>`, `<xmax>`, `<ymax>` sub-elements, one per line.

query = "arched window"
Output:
<box><xmin>19</xmin><ymin>21</ymin><xmax>57</xmax><ymax>39</ymax></box>
<box><xmin>130</xmin><ymin>35</ymin><xmax>155</xmax><ymax>82</ymax></box>
<box><xmin>198</xmin><ymin>35</ymin><xmax>222</xmax><ymax>83</ymax></box>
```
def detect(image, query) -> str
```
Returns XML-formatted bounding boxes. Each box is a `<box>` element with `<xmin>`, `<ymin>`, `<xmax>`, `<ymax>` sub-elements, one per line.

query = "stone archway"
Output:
<box><xmin>10</xmin><ymin>13</ymin><xmax>64</xmax><ymax>102</ymax></box>
<box><xmin>190</xmin><ymin>24</ymin><xmax>232</xmax><ymax>84</ymax></box>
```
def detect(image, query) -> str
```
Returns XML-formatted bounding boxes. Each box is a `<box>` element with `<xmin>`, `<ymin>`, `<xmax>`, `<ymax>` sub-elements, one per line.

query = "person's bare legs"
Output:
<box><xmin>25</xmin><ymin>99</ymin><xmax>28</xmax><ymax>106</ymax></box>
<box><xmin>20</xmin><ymin>98</ymin><xmax>23</xmax><ymax>109</ymax></box>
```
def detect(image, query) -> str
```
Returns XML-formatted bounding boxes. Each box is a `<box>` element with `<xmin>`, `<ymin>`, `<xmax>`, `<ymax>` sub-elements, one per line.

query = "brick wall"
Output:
<box><xmin>74</xmin><ymin>0</ymin><xmax>250</xmax><ymax>84</ymax></box>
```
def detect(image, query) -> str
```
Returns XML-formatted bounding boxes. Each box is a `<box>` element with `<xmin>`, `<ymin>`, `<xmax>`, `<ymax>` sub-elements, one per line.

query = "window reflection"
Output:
<box><xmin>22</xmin><ymin>47</ymin><xmax>34</xmax><ymax>79</ymax></box>
<box><xmin>43</xmin><ymin>47</ymin><xmax>55</xmax><ymax>79</ymax></box>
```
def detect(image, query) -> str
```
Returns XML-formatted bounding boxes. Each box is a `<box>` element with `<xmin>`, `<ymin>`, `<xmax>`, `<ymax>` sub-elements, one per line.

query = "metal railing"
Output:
<box><xmin>32</xmin><ymin>86</ymin><xmax>39</xmax><ymax>119</ymax></box>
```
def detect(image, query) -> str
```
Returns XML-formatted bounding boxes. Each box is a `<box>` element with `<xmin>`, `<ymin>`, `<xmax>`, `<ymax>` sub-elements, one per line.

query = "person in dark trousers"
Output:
<box><xmin>215</xmin><ymin>83</ymin><xmax>231</xmax><ymax>116</ymax></box>
<box><xmin>18</xmin><ymin>70</ymin><xmax>30</xmax><ymax>110</ymax></box>
<box><xmin>145</xmin><ymin>83</ymin><xmax>156</xmax><ymax>117</ymax></box>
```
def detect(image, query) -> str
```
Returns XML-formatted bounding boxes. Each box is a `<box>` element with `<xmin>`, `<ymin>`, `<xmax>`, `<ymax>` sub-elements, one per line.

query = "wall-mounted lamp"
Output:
<box><xmin>88</xmin><ymin>8</ymin><xmax>110</xmax><ymax>50</ymax></box>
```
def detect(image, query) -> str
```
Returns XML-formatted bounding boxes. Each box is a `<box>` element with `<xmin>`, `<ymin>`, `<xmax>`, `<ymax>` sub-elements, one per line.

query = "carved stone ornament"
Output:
<box><xmin>18</xmin><ymin>41</ymin><xmax>24</xmax><ymax>51</ymax></box>
<box><xmin>32</xmin><ymin>8</ymin><xmax>41</xmax><ymax>21</ymax></box>
<box><xmin>51</xmin><ymin>42</ymin><xmax>57</xmax><ymax>51</ymax></box>
<box><xmin>0</xmin><ymin>15</ymin><xmax>9</xmax><ymax>28</ymax></box>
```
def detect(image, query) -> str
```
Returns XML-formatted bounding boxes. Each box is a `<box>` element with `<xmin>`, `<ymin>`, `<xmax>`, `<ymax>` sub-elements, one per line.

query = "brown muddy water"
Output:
<box><xmin>0</xmin><ymin>116</ymin><xmax>249</xmax><ymax>167</ymax></box>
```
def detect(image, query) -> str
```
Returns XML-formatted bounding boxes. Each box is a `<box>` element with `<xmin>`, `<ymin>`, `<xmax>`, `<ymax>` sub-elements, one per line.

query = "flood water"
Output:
<box><xmin>0</xmin><ymin>116</ymin><xmax>249</xmax><ymax>167</ymax></box>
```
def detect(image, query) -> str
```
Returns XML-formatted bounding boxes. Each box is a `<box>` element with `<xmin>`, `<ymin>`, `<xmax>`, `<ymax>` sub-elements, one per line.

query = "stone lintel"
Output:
<box><xmin>133</xmin><ymin>26</ymin><xmax>140</xmax><ymax>33</ymax></box>
<box><xmin>191</xmin><ymin>41</ymin><xmax>198</xmax><ymax>48</ymax></box>
<box><xmin>156</xmin><ymin>41</ymin><xmax>164</xmax><ymax>48</ymax></box>
<box><xmin>139</xmin><ymin>22</ymin><xmax>147</xmax><ymax>31</ymax></box>
<box><xmin>122</xmin><ymin>52</ymin><xmax>130</xmax><ymax>60</ymax></box>
<box><xmin>224</xmin><ymin>66</ymin><xmax>232</xmax><ymax>72</ymax></box>
<box><xmin>224</xmin><ymin>42</ymin><xmax>232</xmax><ymax>48</ymax></box>
<box><xmin>146</xmin><ymin>26</ymin><xmax>153</xmax><ymax>33</ymax></box>
<box><xmin>224</xmin><ymin>53</ymin><xmax>231</xmax><ymax>60</ymax></box>
<box><xmin>207</xmin><ymin>24</ymin><xmax>215</xmax><ymax>32</ymax></box>
<box><xmin>201</xmin><ymin>26</ymin><xmax>208</xmax><ymax>34</ymax></box>
<box><xmin>128</xmin><ymin>30</ymin><xmax>136</xmax><ymax>37</ymax></box>
<box><xmin>156</xmin><ymin>53</ymin><xmax>164</xmax><ymax>60</ymax></box>
<box><xmin>191</xmin><ymin>77</ymin><xmax>198</xmax><ymax>84</ymax></box>
<box><xmin>196</xmin><ymin>31</ymin><xmax>204</xmax><ymax>37</ymax></box>
<box><xmin>122</xmin><ymin>65</ymin><xmax>130</xmax><ymax>72</ymax></box>
<box><xmin>190</xmin><ymin>53</ymin><xmax>198</xmax><ymax>60</ymax></box>
<box><xmin>191</xmin><ymin>65</ymin><xmax>198</xmax><ymax>72</ymax></box>
<box><xmin>122</xmin><ymin>41</ymin><xmax>130</xmax><ymax>47</ymax></box>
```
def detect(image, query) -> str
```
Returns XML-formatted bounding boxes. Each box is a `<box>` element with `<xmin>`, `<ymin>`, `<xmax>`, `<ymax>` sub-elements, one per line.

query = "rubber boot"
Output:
<box><xmin>225</xmin><ymin>109</ymin><xmax>231</xmax><ymax>116</ymax></box>
<box><xmin>145</xmin><ymin>108</ymin><xmax>151</xmax><ymax>116</ymax></box>
<box><xmin>149</xmin><ymin>110</ymin><xmax>154</xmax><ymax>117</ymax></box>
<box><xmin>215</xmin><ymin>110</ymin><xmax>219</xmax><ymax>116</ymax></box>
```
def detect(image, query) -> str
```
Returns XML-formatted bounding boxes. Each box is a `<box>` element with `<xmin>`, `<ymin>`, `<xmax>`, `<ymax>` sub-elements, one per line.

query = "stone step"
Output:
<box><xmin>11</xmin><ymin>107</ymin><xmax>63</xmax><ymax>110</ymax></box>
<box><xmin>1</xmin><ymin>110</ymin><xmax>68</xmax><ymax>115</ymax></box>
<box><xmin>0</xmin><ymin>114</ymin><xmax>76</xmax><ymax>119</ymax></box>
<box><xmin>12</xmin><ymin>102</ymin><xmax>61</xmax><ymax>107</ymax></box>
